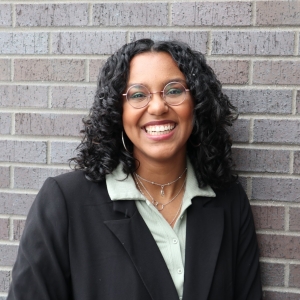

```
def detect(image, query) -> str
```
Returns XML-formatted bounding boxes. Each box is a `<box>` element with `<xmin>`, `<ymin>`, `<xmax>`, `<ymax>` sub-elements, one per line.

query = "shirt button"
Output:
<box><xmin>177</xmin><ymin>269</ymin><xmax>183</xmax><ymax>274</ymax></box>
<box><xmin>173</xmin><ymin>239</ymin><xmax>178</xmax><ymax>244</ymax></box>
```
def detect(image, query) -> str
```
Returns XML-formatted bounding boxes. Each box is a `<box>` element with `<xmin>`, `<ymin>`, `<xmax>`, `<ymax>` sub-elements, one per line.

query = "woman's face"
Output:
<box><xmin>122</xmin><ymin>51</ymin><xmax>194</xmax><ymax>164</ymax></box>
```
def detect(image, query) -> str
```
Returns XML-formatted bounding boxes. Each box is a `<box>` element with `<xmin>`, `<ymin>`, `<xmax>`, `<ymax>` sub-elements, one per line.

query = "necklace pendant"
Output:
<box><xmin>160</xmin><ymin>186</ymin><xmax>165</xmax><ymax>197</ymax></box>
<box><xmin>157</xmin><ymin>203</ymin><xmax>164</xmax><ymax>211</ymax></box>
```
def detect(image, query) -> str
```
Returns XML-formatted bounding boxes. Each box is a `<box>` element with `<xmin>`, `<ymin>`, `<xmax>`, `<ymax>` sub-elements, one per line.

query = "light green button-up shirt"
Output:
<box><xmin>106</xmin><ymin>159</ymin><xmax>216</xmax><ymax>299</ymax></box>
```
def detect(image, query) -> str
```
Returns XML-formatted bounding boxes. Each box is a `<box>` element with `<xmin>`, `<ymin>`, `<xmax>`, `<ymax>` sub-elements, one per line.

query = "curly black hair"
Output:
<box><xmin>71</xmin><ymin>39</ymin><xmax>238</xmax><ymax>189</ymax></box>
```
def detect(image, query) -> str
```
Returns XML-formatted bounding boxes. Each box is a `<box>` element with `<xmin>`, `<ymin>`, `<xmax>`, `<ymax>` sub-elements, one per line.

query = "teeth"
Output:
<box><xmin>145</xmin><ymin>124</ymin><xmax>175</xmax><ymax>135</ymax></box>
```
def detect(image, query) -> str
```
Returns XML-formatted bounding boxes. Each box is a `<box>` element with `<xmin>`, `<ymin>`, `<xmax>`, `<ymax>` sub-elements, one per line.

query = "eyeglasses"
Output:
<box><xmin>122</xmin><ymin>81</ymin><xmax>190</xmax><ymax>109</ymax></box>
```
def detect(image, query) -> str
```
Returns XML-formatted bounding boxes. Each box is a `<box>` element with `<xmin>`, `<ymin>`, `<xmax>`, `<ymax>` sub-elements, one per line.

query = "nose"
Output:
<box><xmin>147</xmin><ymin>92</ymin><xmax>168</xmax><ymax>115</ymax></box>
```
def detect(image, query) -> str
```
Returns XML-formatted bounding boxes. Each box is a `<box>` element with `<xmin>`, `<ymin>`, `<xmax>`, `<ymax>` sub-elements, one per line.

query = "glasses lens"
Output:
<box><xmin>126</xmin><ymin>85</ymin><xmax>149</xmax><ymax>108</ymax></box>
<box><xmin>163</xmin><ymin>82</ymin><xmax>186</xmax><ymax>105</ymax></box>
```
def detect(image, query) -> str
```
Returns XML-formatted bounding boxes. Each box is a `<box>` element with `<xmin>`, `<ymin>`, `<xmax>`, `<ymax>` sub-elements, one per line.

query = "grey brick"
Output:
<box><xmin>0</xmin><ymin>245</ymin><xmax>18</xmax><ymax>267</ymax></box>
<box><xmin>0</xmin><ymin>85</ymin><xmax>48</xmax><ymax>107</ymax></box>
<box><xmin>290</xmin><ymin>207</ymin><xmax>300</xmax><ymax>231</ymax></box>
<box><xmin>14</xmin><ymin>59</ymin><xmax>85</xmax><ymax>82</ymax></box>
<box><xmin>227</xmin><ymin>119</ymin><xmax>249</xmax><ymax>142</ymax></box>
<box><xmin>212</xmin><ymin>31</ymin><xmax>294</xmax><ymax>56</ymax></box>
<box><xmin>0</xmin><ymin>141</ymin><xmax>46</xmax><ymax>163</ymax></box>
<box><xmin>0</xmin><ymin>59</ymin><xmax>10</xmax><ymax>81</ymax></box>
<box><xmin>89</xmin><ymin>59</ymin><xmax>106</xmax><ymax>82</ymax></box>
<box><xmin>253</xmin><ymin>120</ymin><xmax>300</xmax><ymax>145</ymax></box>
<box><xmin>52</xmin><ymin>32</ymin><xmax>126</xmax><ymax>55</ymax></box>
<box><xmin>0</xmin><ymin>270</ymin><xmax>10</xmax><ymax>292</ymax></box>
<box><xmin>0</xmin><ymin>167</ymin><xmax>9</xmax><ymax>188</ymax></box>
<box><xmin>260</xmin><ymin>262</ymin><xmax>285</xmax><ymax>287</ymax></box>
<box><xmin>51</xmin><ymin>142</ymin><xmax>79</xmax><ymax>164</ymax></box>
<box><xmin>15</xmin><ymin>113</ymin><xmax>84</xmax><ymax>137</ymax></box>
<box><xmin>0</xmin><ymin>4</ymin><xmax>12</xmax><ymax>27</ymax></box>
<box><xmin>93</xmin><ymin>3</ymin><xmax>168</xmax><ymax>26</ymax></box>
<box><xmin>290</xmin><ymin>265</ymin><xmax>300</xmax><ymax>288</ymax></box>
<box><xmin>130</xmin><ymin>31</ymin><xmax>208</xmax><ymax>54</ymax></box>
<box><xmin>172</xmin><ymin>2</ymin><xmax>251</xmax><ymax>26</ymax></box>
<box><xmin>253</xmin><ymin>61</ymin><xmax>300</xmax><ymax>85</ymax></box>
<box><xmin>294</xmin><ymin>151</ymin><xmax>300</xmax><ymax>174</ymax></box>
<box><xmin>258</xmin><ymin>234</ymin><xmax>300</xmax><ymax>260</ymax></box>
<box><xmin>263</xmin><ymin>291</ymin><xmax>300</xmax><ymax>300</ymax></box>
<box><xmin>0</xmin><ymin>219</ymin><xmax>9</xmax><ymax>240</ymax></box>
<box><xmin>256</xmin><ymin>1</ymin><xmax>300</xmax><ymax>26</ymax></box>
<box><xmin>51</xmin><ymin>86</ymin><xmax>95</xmax><ymax>109</ymax></box>
<box><xmin>0</xmin><ymin>193</ymin><xmax>35</xmax><ymax>215</ymax></box>
<box><xmin>0</xmin><ymin>32</ymin><xmax>48</xmax><ymax>54</ymax></box>
<box><xmin>252</xmin><ymin>178</ymin><xmax>300</xmax><ymax>202</ymax></box>
<box><xmin>13</xmin><ymin>219</ymin><xmax>26</xmax><ymax>241</ymax></box>
<box><xmin>16</xmin><ymin>4</ymin><xmax>88</xmax><ymax>27</ymax></box>
<box><xmin>14</xmin><ymin>167</ymin><xmax>69</xmax><ymax>190</ymax></box>
<box><xmin>0</xmin><ymin>113</ymin><xmax>11</xmax><ymax>134</ymax></box>
<box><xmin>225</xmin><ymin>89</ymin><xmax>292</xmax><ymax>114</ymax></box>
<box><xmin>251</xmin><ymin>205</ymin><xmax>285</xmax><ymax>230</ymax></box>
<box><xmin>208</xmin><ymin>60</ymin><xmax>249</xmax><ymax>84</ymax></box>
<box><xmin>232</xmin><ymin>148</ymin><xmax>290</xmax><ymax>173</ymax></box>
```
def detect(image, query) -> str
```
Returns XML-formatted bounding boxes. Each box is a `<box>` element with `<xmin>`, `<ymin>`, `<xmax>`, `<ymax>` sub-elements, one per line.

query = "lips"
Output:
<box><xmin>144</xmin><ymin>123</ymin><xmax>176</xmax><ymax>135</ymax></box>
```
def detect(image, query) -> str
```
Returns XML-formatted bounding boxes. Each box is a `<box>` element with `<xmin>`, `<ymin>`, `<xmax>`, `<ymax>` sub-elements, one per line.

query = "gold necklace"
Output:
<box><xmin>134</xmin><ymin>168</ymin><xmax>187</xmax><ymax>197</ymax></box>
<box><xmin>134</xmin><ymin>174</ymin><xmax>187</xmax><ymax>211</ymax></box>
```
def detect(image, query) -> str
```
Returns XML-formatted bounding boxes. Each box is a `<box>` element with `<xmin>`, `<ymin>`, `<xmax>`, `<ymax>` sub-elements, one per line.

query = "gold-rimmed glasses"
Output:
<box><xmin>122</xmin><ymin>81</ymin><xmax>190</xmax><ymax>109</ymax></box>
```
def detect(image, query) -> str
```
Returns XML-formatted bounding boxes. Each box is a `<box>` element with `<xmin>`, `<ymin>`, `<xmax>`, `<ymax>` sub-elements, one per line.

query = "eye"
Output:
<box><xmin>165</xmin><ymin>87</ymin><xmax>184</xmax><ymax>97</ymax></box>
<box><xmin>129</xmin><ymin>92</ymin><xmax>147</xmax><ymax>100</ymax></box>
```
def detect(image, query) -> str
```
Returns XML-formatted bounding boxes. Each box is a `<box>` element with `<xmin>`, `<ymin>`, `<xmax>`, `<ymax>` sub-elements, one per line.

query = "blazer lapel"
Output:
<box><xmin>183</xmin><ymin>197</ymin><xmax>224</xmax><ymax>300</ymax></box>
<box><xmin>104</xmin><ymin>200</ymin><xmax>178</xmax><ymax>300</ymax></box>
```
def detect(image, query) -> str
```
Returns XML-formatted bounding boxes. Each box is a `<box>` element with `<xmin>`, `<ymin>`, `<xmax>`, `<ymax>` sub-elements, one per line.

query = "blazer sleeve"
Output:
<box><xmin>234</xmin><ymin>184</ymin><xmax>262</xmax><ymax>300</ymax></box>
<box><xmin>7</xmin><ymin>177</ymin><xmax>72</xmax><ymax>300</ymax></box>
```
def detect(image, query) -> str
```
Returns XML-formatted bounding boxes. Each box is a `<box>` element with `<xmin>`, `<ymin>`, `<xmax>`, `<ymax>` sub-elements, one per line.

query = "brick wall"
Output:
<box><xmin>0</xmin><ymin>1</ymin><xmax>299</xmax><ymax>298</ymax></box>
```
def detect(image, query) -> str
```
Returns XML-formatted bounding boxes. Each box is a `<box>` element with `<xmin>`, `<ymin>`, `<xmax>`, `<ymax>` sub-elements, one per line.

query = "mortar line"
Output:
<box><xmin>9</xmin><ymin>217</ymin><xmax>14</xmax><ymax>241</ymax></box>
<box><xmin>248</xmin><ymin>59</ymin><xmax>253</xmax><ymax>85</ymax></box>
<box><xmin>2</xmin><ymin>26</ymin><xmax>300</xmax><ymax>32</ymax></box>
<box><xmin>284</xmin><ymin>263</ymin><xmax>290</xmax><ymax>287</ymax></box>
<box><xmin>285</xmin><ymin>206</ymin><xmax>290</xmax><ymax>232</ymax></box>
<box><xmin>290</xmin><ymin>150</ymin><xmax>294</xmax><ymax>175</ymax></box>
<box><xmin>207</xmin><ymin>31</ymin><xmax>212</xmax><ymax>56</ymax></box>
<box><xmin>85</xmin><ymin>59</ymin><xmax>89</xmax><ymax>82</ymax></box>
<box><xmin>249</xmin><ymin>118</ymin><xmax>254</xmax><ymax>143</ymax></box>
<box><xmin>11</xmin><ymin>3</ymin><xmax>16</xmax><ymax>28</ymax></box>
<box><xmin>9</xmin><ymin>165</ymin><xmax>14</xmax><ymax>189</ymax></box>
<box><xmin>292</xmin><ymin>89</ymin><xmax>297</xmax><ymax>115</ymax></box>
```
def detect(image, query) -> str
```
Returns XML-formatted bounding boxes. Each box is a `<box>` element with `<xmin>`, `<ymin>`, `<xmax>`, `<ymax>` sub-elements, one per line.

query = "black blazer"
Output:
<box><xmin>8</xmin><ymin>170</ymin><xmax>262</xmax><ymax>300</ymax></box>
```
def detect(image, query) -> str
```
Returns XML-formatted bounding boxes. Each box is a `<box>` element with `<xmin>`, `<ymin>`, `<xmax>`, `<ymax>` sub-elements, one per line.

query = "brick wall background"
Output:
<box><xmin>0</xmin><ymin>0</ymin><xmax>299</xmax><ymax>298</ymax></box>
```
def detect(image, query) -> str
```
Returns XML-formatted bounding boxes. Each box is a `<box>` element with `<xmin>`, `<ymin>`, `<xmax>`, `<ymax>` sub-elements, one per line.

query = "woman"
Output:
<box><xmin>8</xmin><ymin>39</ymin><xmax>262</xmax><ymax>299</ymax></box>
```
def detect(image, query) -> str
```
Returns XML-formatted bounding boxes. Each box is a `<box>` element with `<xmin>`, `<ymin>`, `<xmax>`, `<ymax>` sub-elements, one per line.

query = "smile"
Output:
<box><xmin>144</xmin><ymin>123</ymin><xmax>176</xmax><ymax>135</ymax></box>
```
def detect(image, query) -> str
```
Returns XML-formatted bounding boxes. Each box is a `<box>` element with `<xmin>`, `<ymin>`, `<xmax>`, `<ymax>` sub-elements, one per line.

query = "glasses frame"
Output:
<box><xmin>122</xmin><ymin>81</ymin><xmax>190</xmax><ymax>109</ymax></box>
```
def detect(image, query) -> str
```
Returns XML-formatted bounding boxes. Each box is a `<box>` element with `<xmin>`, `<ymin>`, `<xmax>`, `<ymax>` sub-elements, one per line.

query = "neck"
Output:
<box><xmin>133</xmin><ymin>152</ymin><xmax>187</xmax><ymax>201</ymax></box>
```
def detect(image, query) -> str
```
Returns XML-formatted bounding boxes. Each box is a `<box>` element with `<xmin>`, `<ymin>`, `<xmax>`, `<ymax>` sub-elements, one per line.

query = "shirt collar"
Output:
<box><xmin>106</xmin><ymin>159</ymin><xmax>216</xmax><ymax>201</ymax></box>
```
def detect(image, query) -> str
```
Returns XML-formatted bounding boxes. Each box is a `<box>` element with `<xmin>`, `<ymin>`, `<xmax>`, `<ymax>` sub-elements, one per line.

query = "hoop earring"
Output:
<box><xmin>122</xmin><ymin>131</ymin><xmax>132</xmax><ymax>154</ymax></box>
<box><xmin>189</xmin><ymin>139</ymin><xmax>201</xmax><ymax>148</ymax></box>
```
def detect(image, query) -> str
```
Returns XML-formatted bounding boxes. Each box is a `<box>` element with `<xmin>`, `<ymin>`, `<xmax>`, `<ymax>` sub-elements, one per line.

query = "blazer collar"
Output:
<box><xmin>103</xmin><ymin>193</ymin><xmax>224</xmax><ymax>300</ymax></box>
<box><xmin>104</xmin><ymin>200</ymin><xmax>179</xmax><ymax>300</ymax></box>
<box><xmin>183</xmin><ymin>196</ymin><xmax>224</xmax><ymax>300</ymax></box>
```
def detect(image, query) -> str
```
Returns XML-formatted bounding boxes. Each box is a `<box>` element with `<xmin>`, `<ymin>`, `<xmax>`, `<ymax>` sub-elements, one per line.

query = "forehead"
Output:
<box><xmin>127</xmin><ymin>52</ymin><xmax>186</xmax><ymax>85</ymax></box>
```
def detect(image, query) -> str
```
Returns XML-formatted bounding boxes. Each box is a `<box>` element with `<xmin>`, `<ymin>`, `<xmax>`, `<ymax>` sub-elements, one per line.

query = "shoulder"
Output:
<box><xmin>40</xmin><ymin>170</ymin><xmax>110</xmax><ymax>206</ymax></box>
<box><xmin>208</xmin><ymin>181</ymin><xmax>250</xmax><ymax>214</ymax></box>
